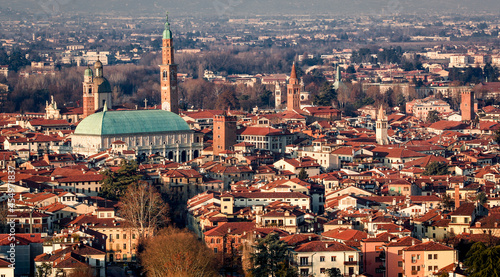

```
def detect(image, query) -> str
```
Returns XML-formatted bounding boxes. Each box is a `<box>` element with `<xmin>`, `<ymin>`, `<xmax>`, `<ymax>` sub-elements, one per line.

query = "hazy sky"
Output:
<box><xmin>3</xmin><ymin>0</ymin><xmax>500</xmax><ymax>17</ymax></box>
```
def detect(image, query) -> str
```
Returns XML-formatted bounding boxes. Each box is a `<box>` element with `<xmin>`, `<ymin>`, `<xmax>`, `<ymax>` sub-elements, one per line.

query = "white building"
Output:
<box><xmin>293</xmin><ymin>240</ymin><xmax>360</xmax><ymax>276</ymax></box>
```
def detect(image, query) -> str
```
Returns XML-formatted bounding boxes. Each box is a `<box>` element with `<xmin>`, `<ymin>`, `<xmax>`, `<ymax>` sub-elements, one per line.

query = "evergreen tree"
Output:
<box><xmin>476</xmin><ymin>192</ymin><xmax>487</xmax><ymax>205</ymax></box>
<box><xmin>250</xmin><ymin>233</ymin><xmax>297</xmax><ymax>277</ymax></box>
<box><xmin>99</xmin><ymin>160</ymin><xmax>142</xmax><ymax>200</ymax></box>
<box><xmin>465</xmin><ymin>242</ymin><xmax>500</xmax><ymax>277</ymax></box>
<box><xmin>298</xmin><ymin>168</ymin><xmax>308</xmax><ymax>181</ymax></box>
<box><xmin>326</xmin><ymin>268</ymin><xmax>342</xmax><ymax>277</ymax></box>
<box><xmin>313</xmin><ymin>82</ymin><xmax>336</xmax><ymax>106</ymax></box>
<box><xmin>423</xmin><ymin>161</ymin><xmax>448</xmax><ymax>176</ymax></box>
<box><xmin>426</xmin><ymin>110</ymin><xmax>440</xmax><ymax>123</ymax></box>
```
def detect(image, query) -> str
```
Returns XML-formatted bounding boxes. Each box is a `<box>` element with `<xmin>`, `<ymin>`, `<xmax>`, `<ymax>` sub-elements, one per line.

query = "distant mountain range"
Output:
<box><xmin>3</xmin><ymin>0</ymin><xmax>499</xmax><ymax>17</ymax></box>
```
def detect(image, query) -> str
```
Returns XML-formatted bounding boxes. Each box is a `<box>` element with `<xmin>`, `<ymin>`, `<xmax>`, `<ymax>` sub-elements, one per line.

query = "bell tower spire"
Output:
<box><xmin>287</xmin><ymin>62</ymin><xmax>301</xmax><ymax>112</ymax></box>
<box><xmin>159</xmin><ymin>12</ymin><xmax>179</xmax><ymax>114</ymax></box>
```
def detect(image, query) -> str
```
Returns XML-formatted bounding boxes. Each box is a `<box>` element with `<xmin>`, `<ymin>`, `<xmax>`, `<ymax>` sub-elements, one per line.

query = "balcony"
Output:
<box><xmin>293</xmin><ymin>261</ymin><xmax>313</xmax><ymax>267</ymax></box>
<box><xmin>344</xmin><ymin>261</ymin><xmax>358</xmax><ymax>266</ymax></box>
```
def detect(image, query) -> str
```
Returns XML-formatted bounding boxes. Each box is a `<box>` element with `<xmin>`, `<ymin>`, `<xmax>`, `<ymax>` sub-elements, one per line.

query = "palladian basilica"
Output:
<box><xmin>71</xmin><ymin>14</ymin><xmax>203</xmax><ymax>162</ymax></box>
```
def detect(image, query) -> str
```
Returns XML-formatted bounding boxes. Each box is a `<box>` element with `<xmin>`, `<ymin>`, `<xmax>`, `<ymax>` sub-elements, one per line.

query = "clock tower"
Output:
<box><xmin>159</xmin><ymin>13</ymin><xmax>178</xmax><ymax>114</ymax></box>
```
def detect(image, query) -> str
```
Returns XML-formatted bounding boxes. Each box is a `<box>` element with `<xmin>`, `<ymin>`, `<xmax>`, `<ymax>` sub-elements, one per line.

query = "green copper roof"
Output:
<box><xmin>84</xmin><ymin>67</ymin><xmax>93</xmax><ymax>77</ymax></box>
<box><xmin>163</xmin><ymin>29</ymin><xmax>172</xmax><ymax>39</ymax></box>
<box><xmin>163</xmin><ymin>12</ymin><xmax>172</xmax><ymax>39</ymax></box>
<box><xmin>75</xmin><ymin>110</ymin><xmax>190</xmax><ymax>136</ymax></box>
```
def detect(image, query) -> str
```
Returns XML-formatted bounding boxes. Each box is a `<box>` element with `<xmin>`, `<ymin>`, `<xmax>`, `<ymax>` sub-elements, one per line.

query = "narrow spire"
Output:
<box><xmin>103</xmin><ymin>101</ymin><xmax>108</xmax><ymax>112</ymax></box>
<box><xmin>378</xmin><ymin>105</ymin><xmax>385</xmax><ymax>120</ymax></box>
<box><xmin>165</xmin><ymin>12</ymin><xmax>170</xmax><ymax>30</ymax></box>
<box><xmin>163</xmin><ymin>11</ymin><xmax>173</xmax><ymax>39</ymax></box>
<box><xmin>290</xmin><ymin>62</ymin><xmax>297</xmax><ymax>79</ymax></box>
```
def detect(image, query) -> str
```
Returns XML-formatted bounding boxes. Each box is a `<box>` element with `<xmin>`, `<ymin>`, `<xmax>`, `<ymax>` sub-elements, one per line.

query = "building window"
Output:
<box><xmin>428</xmin><ymin>254</ymin><xmax>432</xmax><ymax>259</ymax></box>
<box><xmin>320</xmin><ymin>256</ymin><xmax>325</xmax><ymax>262</ymax></box>
<box><xmin>398</xmin><ymin>261</ymin><xmax>403</xmax><ymax>267</ymax></box>
<box><xmin>214</xmin><ymin>248</ymin><xmax>218</xmax><ymax>253</ymax></box>
<box><xmin>434</xmin><ymin>254</ymin><xmax>438</xmax><ymax>259</ymax></box>
<box><xmin>123</xmin><ymin>244</ymin><xmax>127</xmax><ymax>250</ymax></box>
<box><xmin>331</xmin><ymin>256</ymin><xmax>336</xmax><ymax>261</ymax></box>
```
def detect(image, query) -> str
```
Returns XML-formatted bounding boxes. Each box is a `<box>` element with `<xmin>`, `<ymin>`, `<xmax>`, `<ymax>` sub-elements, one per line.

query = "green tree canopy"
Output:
<box><xmin>423</xmin><ymin>161</ymin><xmax>449</xmax><ymax>176</ymax></box>
<box><xmin>298</xmin><ymin>168</ymin><xmax>309</xmax><ymax>181</ymax></box>
<box><xmin>313</xmin><ymin>81</ymin><xmax>336</xmax><ymax>106</ymax></box>
<box><xmin>476</xmin><ymin>192</ymin><xmax>487</xmax><ymax>205</ymax></box>
<box><xmin>465</xmin><ymin>242</ymin><xmax>500</xmax><ymax>277</ymax></box>
<box><xmin>440</xmin><ymin>194</ymin><xmax>454</xmax><ymax>210</ymax></box>
<box><xmin>250</xmin><ymin>233</ymin><xmax>297</xmax><ymax>277</ymax></box>
<box><xmin>99</xmin><ymin>160</ymin><xmax>142</xmax><ymax>200</ymax></box>
<box><xmin>326</xmin><ymin>268</ymin><xmax>342</xmax><ymax>277</ymax></box>
<box><xmin>426</xmin><ymin>110</ymin><xmax>440</xmax><ymax>123</ymax></box>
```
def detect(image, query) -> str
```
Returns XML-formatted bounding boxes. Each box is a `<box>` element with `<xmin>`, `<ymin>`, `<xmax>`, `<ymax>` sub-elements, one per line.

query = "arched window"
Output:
<box><xmin>162</xmin><ymin>70</ymin><xmax>168</xmax><ymax>80</ymax></box>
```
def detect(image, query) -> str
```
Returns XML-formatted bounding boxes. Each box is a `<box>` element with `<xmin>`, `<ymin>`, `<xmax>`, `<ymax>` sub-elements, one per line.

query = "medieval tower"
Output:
<box><xmin>160</xmin><ymin>13</ymin><xmax>179</xmax><ymax>114</ymax></box>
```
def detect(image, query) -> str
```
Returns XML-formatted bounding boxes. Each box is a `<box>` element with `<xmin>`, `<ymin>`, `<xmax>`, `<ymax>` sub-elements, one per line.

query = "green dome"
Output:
<box><xmin>163</xmin><ymin>29</ymin><xmax>172</xmax><ymax>39</ymax></box>
<box><xmin>84</xmin><ymin>68</ymin><xmax>93</xmax><ymax>77</ymax></box>
<box><xmin>75</xmin><ymin>110</ymin><xmax>190</xmax><ymax>136</ymax></box>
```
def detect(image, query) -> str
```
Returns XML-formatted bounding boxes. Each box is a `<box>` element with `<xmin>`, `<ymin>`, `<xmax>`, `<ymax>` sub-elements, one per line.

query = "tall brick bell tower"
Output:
<box><xmin>159</xmin><ymin>13</ymin><xmax>179</xmax><ymax>114</ymax></box>
<box><xmin>287</xmin><ymin>63</ymin><xmax>301</xmax><ymax>112</ymax></box>
<box><xmin>213</xmin><ymin>114</ymin><xmax>237</xmax><ymax>156</ymax></box>
<box><xmin>460</xmin><ymin>91</ymin><xmax>474</xmax><ymax>121</ymax></box>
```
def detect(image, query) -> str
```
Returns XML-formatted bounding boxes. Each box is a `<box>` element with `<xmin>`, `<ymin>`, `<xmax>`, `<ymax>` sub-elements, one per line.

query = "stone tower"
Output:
<box><xmin>213</xmin><ymin>114</ymin><xmax>237</xmax><ymax>156</ymax></box>
<box><xmin>92</xmin><ymin>60</ymin><xmax>113</xmax><ymax>113</ymax></box>
<box><xmin>287</xmin><ymin>63</ymin><xmax>300</xmax><ymax>112</ymax></box>
<box><xmin>274</xmin><ymin>81</ymin><xmax>283</xmax><ymax>109</ymax></box>
<box><xmin>376</xmin><ymin>105</ymin><xmax>389</xmax><ymax>145</ymax></box>
<box><xmin>82</xmin><ymin>66</ymin><xmax>95</xmax><ymax>118</ymax></box>
<box><xmin>460</xmin><ymin>91</ymin><xmax>474</xmax><ymax>121</ymax></box>
<box><xmin>159</xmin><ymin>13</ymin><xmax>179</xmax><ymax>114</ymax></box>
<box><xmin>82</xmin><ymin>61</ymin><xmax>112</xmax><ymax>118</ymax></box>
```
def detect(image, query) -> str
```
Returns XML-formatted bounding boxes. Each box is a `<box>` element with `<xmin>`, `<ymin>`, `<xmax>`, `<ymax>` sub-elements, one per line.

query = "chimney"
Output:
<box><xmin>455</xmin><ymin>184</ymin><xmax>460</xmax><ymax>209</ymax></box>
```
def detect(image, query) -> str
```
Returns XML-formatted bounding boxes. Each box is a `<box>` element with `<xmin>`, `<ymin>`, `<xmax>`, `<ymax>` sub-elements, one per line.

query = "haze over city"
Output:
<box><xmin>0</xmin><ymin>0</ymin><xmax>500</xmax><ymax>277</ymax></box>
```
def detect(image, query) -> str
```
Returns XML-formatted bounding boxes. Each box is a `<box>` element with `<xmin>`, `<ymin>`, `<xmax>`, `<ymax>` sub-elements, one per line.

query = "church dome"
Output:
<box><xmin>74</xmin><ymin>110</ymin><xmax>190</xmax><ymax>136</ymax></box>
<box><xmin>84</xmin><ymin>67</ymin><xmax>93</xmax><ymax>77</ymax></box>
<box><xmin>94</xmin><ymin>77</ymin><xmax>111</xmax><ymax>93</ymax></box>
<box><xmin>94</xmin><ymin>60</ymin><xmax>103</xmax><ymax>68</ymax></box>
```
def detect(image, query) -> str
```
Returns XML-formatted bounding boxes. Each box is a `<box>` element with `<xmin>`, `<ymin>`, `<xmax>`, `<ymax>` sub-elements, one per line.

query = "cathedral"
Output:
<box><xmin>82</xmin><ymin>59</ymin><xmax>113</xmax><ymax>118</ymax></box>
<box><xmin>71</xmin><ymin>14</ymin><xmax>203</xmax><ymax>160</ymax></box>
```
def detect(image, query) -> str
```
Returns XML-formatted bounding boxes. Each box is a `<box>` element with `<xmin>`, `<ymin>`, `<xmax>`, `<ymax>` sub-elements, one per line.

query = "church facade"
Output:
<box><xmin>71</xmin><ymin>14</ymin><xmax>202</xmax><ymax>161</ymax></box>
<box><xmin>72</xmin><ymin>108</ymin><xmax>203</xmax><ymax>161</ymax></box>
<box><xmin>82</xmin><ymin>60</ymin><xmax>113</xmax><ymax>118</ymax></box>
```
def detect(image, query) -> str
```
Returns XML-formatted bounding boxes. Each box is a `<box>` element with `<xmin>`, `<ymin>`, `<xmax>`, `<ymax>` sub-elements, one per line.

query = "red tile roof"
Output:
<box><xmin>404</xmin><ymin>241</ymin><xmax>453</xmax><ymax>251</ymax></box>
<box><xmin>294</xmin><ymin>240</ymin><xmax>356</xmax><ymax>252</ymax></box>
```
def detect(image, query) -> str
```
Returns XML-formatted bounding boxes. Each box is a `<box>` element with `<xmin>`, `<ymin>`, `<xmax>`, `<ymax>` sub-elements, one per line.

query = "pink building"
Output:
<box><xmin>384</xmin><ymin>236</ymin><xmax>421</xmax><ymax>277</ymax></box>
<box><xmin>402</xmin><ymin>241</ymin><xmax>457</xmax><ymax>277</ymax></box>
<box><xmin>361</xmin><ymin>232</ymin><xmax>396</xmax><ymax>277</ymax></box>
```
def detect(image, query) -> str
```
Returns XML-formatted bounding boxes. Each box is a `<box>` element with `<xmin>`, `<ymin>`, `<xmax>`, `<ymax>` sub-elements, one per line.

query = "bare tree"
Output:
<box><xmin>119</xmin><ymin>182</ymin><xmax>169</xmax><ymax>241</ymax></box>
<box><xmin>140</xmin><ymin>227</ymin><xmax>218</xmax><ymax>277</ymax></box>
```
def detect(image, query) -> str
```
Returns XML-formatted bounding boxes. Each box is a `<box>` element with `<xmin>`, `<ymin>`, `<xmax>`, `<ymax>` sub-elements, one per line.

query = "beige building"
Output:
<box><xmin>67</xmin><ymin>209</ymin><xmax>149</xmax><ymax>263</ymax></box>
